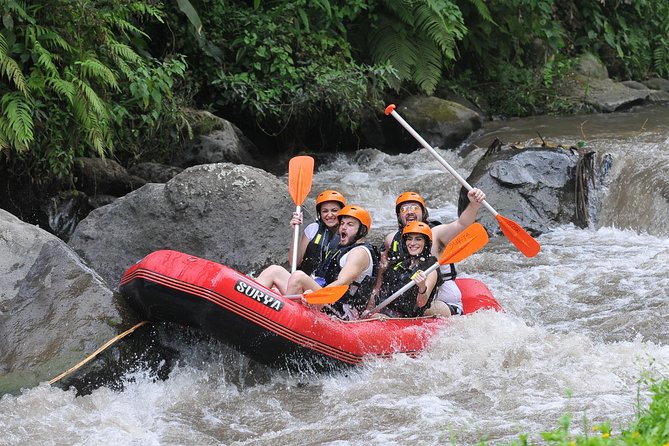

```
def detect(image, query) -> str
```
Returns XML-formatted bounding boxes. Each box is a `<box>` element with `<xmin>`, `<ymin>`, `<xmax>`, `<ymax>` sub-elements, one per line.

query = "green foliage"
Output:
<box><xmin>177</xmin><ymin>0</ymin><xmax>395</xmax><ymax>140</ymax></box>
<box><xmin>570</xmin><ymin>0</ymin><xmax>669</xmax><ymax>78</ymax></box>
<box><xmin>366</xmin><ymin>0</ymin><xmax>468</xmax><ymax>95</ymax></box>
<box><xmin>112</xmin><ymin>55</ymin><xmax>191</xmax><ymax>163</ymax></box>
<box><xmin>0</xmin><ymin>0</ymin><xmax>188</xmax><ymax>181</ymax></box>
<box><xmin>475</xmin><ymin>379</ymin><xmax>669</xmax><ymax>445</ymax></box>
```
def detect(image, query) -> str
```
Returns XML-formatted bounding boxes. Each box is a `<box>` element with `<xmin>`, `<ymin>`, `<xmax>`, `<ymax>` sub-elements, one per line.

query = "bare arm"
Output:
<box><xmin>366</xmin><ymin>232</ymin><xmax>393</xmax><ymax>311</ymax></box>
<box><xmin>432</xmin><ymin>188</ymin><xmax>485</xmax><ymax>253</ymax></box>
<box><xmin>329</xmin><ymin>246</ymin><xmax>370</xmax><ymax>288</ymax></box>
<box><xmin>412</xmin><ymin>269</ymin><xmax>438</xmax><ymax>308</ymax></box>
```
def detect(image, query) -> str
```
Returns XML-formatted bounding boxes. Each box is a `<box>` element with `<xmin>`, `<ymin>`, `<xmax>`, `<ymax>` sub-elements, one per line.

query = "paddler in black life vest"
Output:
<box><xmin>375</xmin><ymin>189</ymin><xmax>485</xmax><ymax>317</ymax></box>
<box><xmin>368</xmin><ymin>221</ymin><xmax>441</xmax><ymax>318</ymax></box>
<box><xmin>288</xmin><ymin>189</ymin><xmax>346</xmax><ymax>276</ymax></box>
<box><xmin>286</xmin><ymin>205</ymin><xmax>379</xmax><ymax>320</ymax></box>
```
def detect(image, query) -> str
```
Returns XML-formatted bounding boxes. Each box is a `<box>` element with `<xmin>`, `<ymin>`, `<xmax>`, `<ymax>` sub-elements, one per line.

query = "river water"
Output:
<box><xmin>1</xmin><ymin>106</ymin><xmax>668</xmax><ymax>445</ymax></box>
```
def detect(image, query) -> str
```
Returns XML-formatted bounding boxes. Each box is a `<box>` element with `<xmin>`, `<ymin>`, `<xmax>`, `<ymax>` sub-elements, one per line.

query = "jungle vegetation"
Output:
<box><xmin>1</xmin><ymin>0</ymin><xmax>668</xmax><ymax>181</ymax></box>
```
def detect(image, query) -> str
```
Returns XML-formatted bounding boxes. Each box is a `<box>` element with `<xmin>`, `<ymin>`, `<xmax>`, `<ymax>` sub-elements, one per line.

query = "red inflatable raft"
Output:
<box><xmin>119</xmin><ymin>250</ymin><xmax>502</xmax><ymax>371</ymax></box>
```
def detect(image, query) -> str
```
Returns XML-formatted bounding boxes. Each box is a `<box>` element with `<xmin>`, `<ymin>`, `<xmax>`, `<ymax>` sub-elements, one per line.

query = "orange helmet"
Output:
<box><xmin>316</xmin><ymin>190</ymin><xmax>346</xmax><ymax>212</ymax></box>
<box><xmin>337</xmin><ymin>205</ymin><xmax>372</xmax><ymax>236</ymax></box>
<box><xmin>395</xmin><ymin>191</ymin><xmax>429</xmax><ymax>224</ymax></box>
<box><xmin>402</xmin><ymin>221</ymin><xmax>432</xmax><ymax>241</ymax></box>
<box><xmin>402</xmin><ymin>221</ymin><xmax>433</xmax><ymax>257</ymax></box>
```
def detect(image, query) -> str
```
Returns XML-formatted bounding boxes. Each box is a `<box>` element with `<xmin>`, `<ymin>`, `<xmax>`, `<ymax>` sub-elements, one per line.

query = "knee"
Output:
<box><xmin>425</xmin><ymin>301</ymin><xmax>451</xmax><ymax>318</ymax></box>
<box><xmin>261</xmin><ymin>264</ymin><xmax>284</xmax><ymax>277</ymax></box>
<box><xmin>288</xmin><ymin>270</ymin><xmax>309</xmax><ymax>286</ymax></box>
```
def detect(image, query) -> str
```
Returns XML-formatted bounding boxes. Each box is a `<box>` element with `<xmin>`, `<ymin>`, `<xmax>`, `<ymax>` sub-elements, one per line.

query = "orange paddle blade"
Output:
<box><xmin>439</xmin><ymin>222</ymin><xmax>489</xmax><ymax>264</ymax></box>
<box><xmin>303</xmin><ymin>285</ymin><xmax>349</xmax><ymax>305</ymax></box>
<box><xmin>288</xmin><ymin>156</ymin><xmax>314</xmax><ymax>206</ymax></box>
<box><xmin>496</xmin><ymin>214</ymin><xmax>540</xmax><ymax>258</ymax></box>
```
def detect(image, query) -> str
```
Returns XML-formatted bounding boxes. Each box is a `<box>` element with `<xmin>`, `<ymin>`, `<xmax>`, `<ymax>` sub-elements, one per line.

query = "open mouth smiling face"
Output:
<box><xmin>399</xmin><ymin>203</ymin><xmax>423</xmax><ymax>225</ymax></box>
<box><xmin>405</xmin><ymin>234</ymin><xmax>425</xmax><ymax>256</ymax></box>
<box><xmin>338</xmin><ymin>216</ymin><xmax>361</xmax><ymax>245</ymax></box>
<box><xmin>319</xmin><ymin>202</ymin><xmax>342</xmax><ymax>229</ymax></box>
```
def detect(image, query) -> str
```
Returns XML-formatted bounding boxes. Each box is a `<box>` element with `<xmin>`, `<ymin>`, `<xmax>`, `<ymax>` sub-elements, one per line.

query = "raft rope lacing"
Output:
<box><xmin>48</xmin><ymin>320</ymin><xmax>150</xmax><ymax>385</ymax></box>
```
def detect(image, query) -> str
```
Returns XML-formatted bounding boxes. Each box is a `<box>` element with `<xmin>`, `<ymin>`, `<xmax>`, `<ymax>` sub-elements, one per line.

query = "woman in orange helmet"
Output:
<box><xmin>367</xmin><ymin>221</ymin><xmax>441</xmax><ymax>318</ymax></box>
<box><xmin>288</xmin><ymin>189</ymin><xmax>346</xmax><ymax>275</ymax></box>
<box><xmin>374</xmin><ymin>188</ymin><xmax>486</xmax><ymax>316</ymax></box>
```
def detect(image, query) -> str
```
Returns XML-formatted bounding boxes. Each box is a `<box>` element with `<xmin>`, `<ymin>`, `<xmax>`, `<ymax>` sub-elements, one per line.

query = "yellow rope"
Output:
<box><xmin>48</xmin><ymin>320</ymin><xmax>149</xmax><ymax>385</ymax></box>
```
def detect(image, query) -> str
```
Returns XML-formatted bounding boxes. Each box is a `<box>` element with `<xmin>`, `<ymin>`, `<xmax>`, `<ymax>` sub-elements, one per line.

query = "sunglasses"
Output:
<box><xmin>399</xmin><ymin>203</ymin><xmax>422</xmax><ymax>214</ymax></box>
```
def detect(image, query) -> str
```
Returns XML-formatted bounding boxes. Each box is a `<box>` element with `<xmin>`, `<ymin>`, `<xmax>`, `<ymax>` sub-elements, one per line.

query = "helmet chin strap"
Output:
<box><xmin>351</xmin><ymin>226</ymin><xmax>367</xmax><ymax>244</ymax></box>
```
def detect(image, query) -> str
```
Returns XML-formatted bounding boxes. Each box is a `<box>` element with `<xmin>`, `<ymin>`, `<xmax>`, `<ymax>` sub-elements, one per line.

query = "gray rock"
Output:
<box><xmin>459</xmin><ymin>147</ymin><xmax>582</xmax><ymax>236</ymax></box>
<box><xmin>393</xmin><ymin>96</ymin><xmax>483</xmax><ymax>150</ymax></box>
<box><xmin>128</xmin><ymin>162</ymin><xmax>184</xmax><ymax>183</ymax></box>
<box><xmin>562</xmin><ymin>75</ymin><xmax>650</xmax><ymax>112</ymax></box>
<box><xmin>643</xmin><ymin>77</ymin><xmax>669</xmax><ymax>92</ymax></box>
<box><xmin>621</xmin><ymin>80</ymin><xmax>649</xmax><ymax>90</ymax></box>
<box><xmin>73</xmin><ymin>157</ymin><xmax>145</xmax><ymax>196</ymax></box>
<box><xmin>574</xmin><ymin>53</ymin><xmax>609</xmax><ymax>80</ymax></box>
<box><xmin>0</xmin><ymin>209</ymin><xmax>122</xmax><ymax>393</ymax></box>
<box><xmin>173</xmin><ymin>112</ymin><xmax>264</xmax><ymax>169</ymax></box>
<box><xmin>68</xmin><ymin>163</ymin><xmax>295</xmax><ymax>288</ymax></box>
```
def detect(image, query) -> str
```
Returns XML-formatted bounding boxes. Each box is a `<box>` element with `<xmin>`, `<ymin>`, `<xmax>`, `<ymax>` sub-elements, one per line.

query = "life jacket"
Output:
<box><xmin>387</xmin><ymin>226</ymin><xmax>457</xmax><ymax>281</ymax></box>
<box><xmin>313</xmin><ymin>242</ymin><xmax>379</xmax><ymax>318</ymax></box>
<box><xmin>379</xmin><ymin>255</ymin><xmax>442</xmax><ymax>317</ymax></box>
<box><xmin>299</xmin><ymin>221</ymin><xmax>340</xmax><ymax>276</ymax></box>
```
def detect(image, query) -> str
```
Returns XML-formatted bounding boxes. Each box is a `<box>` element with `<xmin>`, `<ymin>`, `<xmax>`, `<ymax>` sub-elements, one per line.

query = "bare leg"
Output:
<box><xmin>423</xmin><ymin>300</ymin><xmax>452</xmax><ymax>317</ymax></box>
<box><xmin>286</xmin><ymin>271</ymin><xmax>321</xmax><ymax>295</ymax></box>
<box><xmin>254</xmin><ymin>265</ymin><xmax>291</xmax><ymax>294</ymax></box>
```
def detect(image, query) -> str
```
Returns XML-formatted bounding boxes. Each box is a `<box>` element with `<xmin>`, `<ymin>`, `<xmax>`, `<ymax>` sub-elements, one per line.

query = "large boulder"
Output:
<box><xmin>385</xmin><ymin>96</ymin><xmax>483</xmax><ymax>152</ymax></box>
<box><xmin>68</xmin><ymin>163</ymin><xmax>295</xmax><ymax>288</ymax></box>
<box><xmin>0</xmin><ymin>209</ymin><xmax>123</xmax><ymax>393</ymax></box>
<box><xmin>559</xmin><ymin>53</ymin><xmax>665</xmax><ymax>111</ymax></box>
<box><xmin>172</xmin><ymin>110</ymin><xmax>265</xmax><ymax>170</ymax></box>
<box><xmin>73</xmin><ymin>157</ymin><xmax>146</xmax><ymax>197</ymax></box>
<box><xmin>458</xmin><ymin>146</ymin><xmax>585</xmax><ymax>236</ymax></box>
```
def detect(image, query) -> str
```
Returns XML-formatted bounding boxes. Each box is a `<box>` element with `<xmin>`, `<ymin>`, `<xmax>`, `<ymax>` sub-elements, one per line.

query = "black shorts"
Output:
<box><xmin>447</xmin><ymin>304</ymin><xmax>463</xmax><ymax>316</ymax></box>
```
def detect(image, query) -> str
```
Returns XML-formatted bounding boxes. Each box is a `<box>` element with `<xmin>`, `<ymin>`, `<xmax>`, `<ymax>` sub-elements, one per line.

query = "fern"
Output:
<box><xmin>76</xmin><ymin>56</ymin><xmax>119</xmax><ymax>89</ymax></box>
<box><xmin>33</xmin><ymin>41</ymin><xmax>59</xmax><ymax>78</ymax></box>
<box><xmin>411</xmin><ymin>36</ymin><xmax>444</xmax><ymax>94</ymax></box>
<box><xmin>368</xmin><ymin>0</ymin><xmax>466</xmax><ymax>95</ymax></box>
<box><xmin>0</xmin><ymin>92</ymin><xmax>34</xmax><ymax>151</ymax></box>
<box><xmin>46</xmin><ymin>77</ymin><xmax>75</xmax><ymax>101</ymax></box>
<box><xmin>0</xmin><ymin>34</ymin><xmax>28</xmax><ymax>95</ymax></box>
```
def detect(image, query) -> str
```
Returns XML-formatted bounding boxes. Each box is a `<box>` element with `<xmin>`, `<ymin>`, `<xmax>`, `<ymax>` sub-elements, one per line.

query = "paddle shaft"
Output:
<box><xmin>368</xmin><ymin>261</ymin><xmax>440</xmax><ymax>316</ymax></box>
<box><xmin>291</xmin><ymin>205</ymin><xmax>302</xmax><ymax>272</ymax></box>
<box><xmin>387</xmin><ymin>109</ymin><xmax>498</xmax><ymax>217</ymax></box>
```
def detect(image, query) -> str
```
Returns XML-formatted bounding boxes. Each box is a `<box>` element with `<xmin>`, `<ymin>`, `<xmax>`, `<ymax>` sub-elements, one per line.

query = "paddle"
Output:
<box><xmin>288</xmin><ymin>156</ymin><xmax>315</xmax><ymax>272</ymax></box>
<box><xmin>283</xmin><ymin>285</ymin><xmax>349</xmax><ymax>305</ymax></box>
<box><xmin>364</xmin><ymin>222</ymin><xmax>489</xmax><ymax>317</ymax></box>
<box><xmin>384</xmin><ymin>104</ymin><xmax>540</xmax><ymax>258</ymax></box>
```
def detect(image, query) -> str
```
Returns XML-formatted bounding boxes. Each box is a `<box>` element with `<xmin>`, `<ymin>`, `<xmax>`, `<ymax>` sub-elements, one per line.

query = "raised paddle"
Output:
<box><xmin>288</xmin><ymin>156</ymin><xmax>315</xmax><ymax>272</ymax></box>
<box><xmin>364</xmin><ymin>222</ymin><xmax>489</xmax><ymax>317</ymax></box>
<box><xmin>283</xmin><ymin>285</ymin><xmax>349</xmax><ymax>305</ymax></box>
<box><xmin>384</xmin><ymin>104</ymin><xmax>540</xmax><ymax>258</ymax></box>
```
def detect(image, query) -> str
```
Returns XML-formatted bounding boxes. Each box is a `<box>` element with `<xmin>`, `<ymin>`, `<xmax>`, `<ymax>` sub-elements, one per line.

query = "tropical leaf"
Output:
<box><xmin>33</xmin><ymin>41</ymin><xmax>58</xmax><ymax>77</ymax></box>
<box><xmin>46</xmin><ymin>77</ymin><xmax>75</xmax><ymax>101</ymax></box>
<box><xmin>0</xmin><ymin>34</ymin><xmax>28</xmax><ymax>94</ymax></box>
<box><xmin>75</xmin><ymin>57</ymin><xmax>119</xmax><ymax>89</ymax></box>
<box><xmin>367</xmin><ymin>0</ymin><xmax>466</xmax><ymax>94</ymax></box>
<box><xmin>368</xmin><ymin>14</ymin><xmax>417</xmax><ymax>82</ymax></box>
<box><xmin>74</xmin><ymin>78</ymin><xmax>108</xmax><ymax>117</ymax></box>
<box><xmin>411</xmin><ymin>36</ymin><xmax>443</xmax><ymax>94</ymax></box>
<box><xmin>176</xmin><ymin>0</ymin><xmax>203</xmax><ymax>35</ymax></box>
<box><xmin>1</xmin><ymin>92</ymin><xmax>34</xmax><ymax>149</ymax></box>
